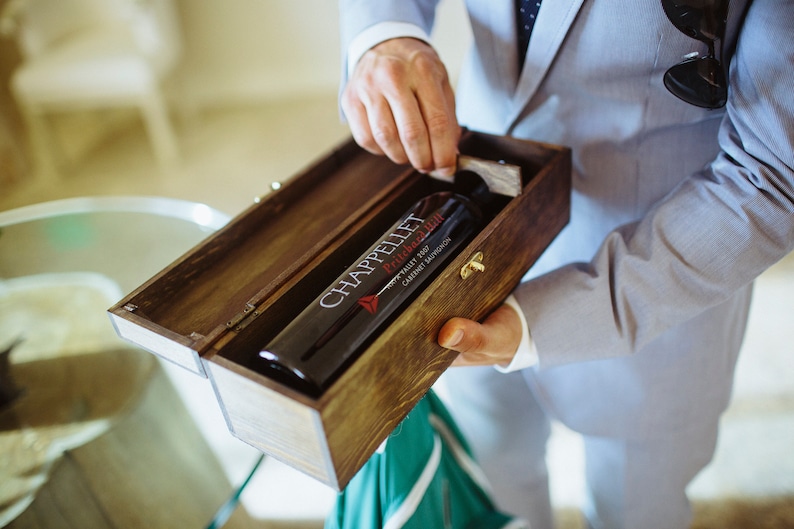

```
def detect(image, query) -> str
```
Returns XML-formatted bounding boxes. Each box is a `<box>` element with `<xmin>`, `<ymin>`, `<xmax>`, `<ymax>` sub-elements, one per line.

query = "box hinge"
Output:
<box><xmin>226</xmin><ymin>302</ymin><xmax>262</xmax><ymax>332</ymax></box>
<box><xmin>122</xmin><ymin>303</ymin><xmax>151</xmax><ymax>320</ymax></box>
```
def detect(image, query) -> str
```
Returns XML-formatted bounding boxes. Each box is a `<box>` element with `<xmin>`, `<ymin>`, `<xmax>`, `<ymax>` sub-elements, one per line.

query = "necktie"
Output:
<box><xmin>516</xmin><ymin>0</ymin><xmax>542</xmax><ymax>69</ymax></box>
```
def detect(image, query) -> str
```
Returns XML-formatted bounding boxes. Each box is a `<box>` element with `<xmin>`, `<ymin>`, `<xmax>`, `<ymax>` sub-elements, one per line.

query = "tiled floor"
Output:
<box><xmin>2</xmin><ymin>94</ymin><xmax>792</xmax><ymax>527</ymax></box>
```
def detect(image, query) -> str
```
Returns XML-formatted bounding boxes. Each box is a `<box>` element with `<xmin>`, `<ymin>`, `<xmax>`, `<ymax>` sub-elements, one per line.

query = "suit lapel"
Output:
<box><xmin>504</xmin><ymin>0</ymin><xmax>587</xmax><ymax>131</ymax></box>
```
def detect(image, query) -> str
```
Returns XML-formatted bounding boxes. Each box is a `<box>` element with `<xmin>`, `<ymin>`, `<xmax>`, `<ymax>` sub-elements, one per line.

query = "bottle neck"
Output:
<box><xmin>451</xmin><ymin>171</ymin><xmax>512</xmax><ymax>221</ymax></box>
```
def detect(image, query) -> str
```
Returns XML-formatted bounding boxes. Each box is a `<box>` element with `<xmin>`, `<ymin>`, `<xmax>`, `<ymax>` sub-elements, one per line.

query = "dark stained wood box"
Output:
<box><xmin>108</xmin><ymin>129</ymin><xmax>570</xmax><ymax>490</ymax></box>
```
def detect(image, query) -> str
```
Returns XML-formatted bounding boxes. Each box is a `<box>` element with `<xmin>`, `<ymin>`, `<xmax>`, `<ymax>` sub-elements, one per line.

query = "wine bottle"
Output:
<box><xmin>251</xmin><ymin>177</ymin><xmax>504</xmax><ymax>396</ymax></box>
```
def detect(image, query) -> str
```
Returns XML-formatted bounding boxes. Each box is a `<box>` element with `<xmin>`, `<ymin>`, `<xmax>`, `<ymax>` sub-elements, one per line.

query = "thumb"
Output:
<box><xmin>438</xmin><ymin>304</ymin><xmax>522</xmax><ymax>367</ymax></box>
<box><xmin>438</xmin><ymin>317</ymin><xmax>486</xmax><ymax>354</ymax></box>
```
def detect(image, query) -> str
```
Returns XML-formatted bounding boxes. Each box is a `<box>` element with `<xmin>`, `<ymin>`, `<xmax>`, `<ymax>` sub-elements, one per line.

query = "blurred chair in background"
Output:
<box><xmin>0</xmin><ymin>0</ymin><xmax>182</xmax><ymax>178</ymax></box>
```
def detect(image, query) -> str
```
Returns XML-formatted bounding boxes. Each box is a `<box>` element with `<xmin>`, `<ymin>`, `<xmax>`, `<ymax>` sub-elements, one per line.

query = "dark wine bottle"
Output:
<box><xmin>251</xmin><ymin>177</ymin><xmax>504</xmax><ymax>396</ymax></box>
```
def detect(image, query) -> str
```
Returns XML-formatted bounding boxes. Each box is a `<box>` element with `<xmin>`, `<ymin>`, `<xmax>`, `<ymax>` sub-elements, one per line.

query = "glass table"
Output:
<box><xmin>0</xmin><ymin>197</ymin><xmax>254</xmax><ymax>527</ymax></box>
<box><xmin>0</xmin><ymin>196</ymin><xmax>336</xmax><ymax>528</ymax></box>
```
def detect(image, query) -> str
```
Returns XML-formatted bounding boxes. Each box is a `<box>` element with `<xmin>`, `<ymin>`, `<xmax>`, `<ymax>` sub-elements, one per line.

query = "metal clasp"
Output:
<box><xmin>460</xmin><ymin>251</ymin><xmax>485</xmax><ymax>279</ymax></box>
<box><xmin>226</xmin><ymin>302</ymin><xmax>257</xmax><ymax>329</ymax></box>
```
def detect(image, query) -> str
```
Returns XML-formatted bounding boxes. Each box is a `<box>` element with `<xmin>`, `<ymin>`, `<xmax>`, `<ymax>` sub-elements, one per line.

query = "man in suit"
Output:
<box><xmin>338</xmin><ymin>1</ymin><xmax>793</xmax><ymax>528</ymax></box>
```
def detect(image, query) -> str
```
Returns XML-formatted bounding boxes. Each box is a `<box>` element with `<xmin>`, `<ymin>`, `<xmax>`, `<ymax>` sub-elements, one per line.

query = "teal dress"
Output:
<box><xmin>325</xmin><ymin>390</ymin><xmax>528</xmax><ymax>529</ymax></box>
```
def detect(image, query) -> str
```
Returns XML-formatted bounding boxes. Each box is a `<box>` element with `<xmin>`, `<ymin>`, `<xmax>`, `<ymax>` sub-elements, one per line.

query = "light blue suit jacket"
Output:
<box><xmin>339</xmin><ymin>1</ymin><xmax>794</xmax><ymax>438</ymax></box>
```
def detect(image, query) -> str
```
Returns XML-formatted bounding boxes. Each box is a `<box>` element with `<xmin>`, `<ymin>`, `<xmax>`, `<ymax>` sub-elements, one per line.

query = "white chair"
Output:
<box><xmin>1</xmin><ymin>0</ymin><xmax>182</xmax><ymax>178</ymax></box>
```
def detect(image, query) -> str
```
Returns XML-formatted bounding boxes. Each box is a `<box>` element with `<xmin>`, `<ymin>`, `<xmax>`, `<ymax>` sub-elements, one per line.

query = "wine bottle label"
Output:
<box><xmin>251</xmin><ymin>191</ymin><xmax>484</xmax><ymax>396</ymax></box>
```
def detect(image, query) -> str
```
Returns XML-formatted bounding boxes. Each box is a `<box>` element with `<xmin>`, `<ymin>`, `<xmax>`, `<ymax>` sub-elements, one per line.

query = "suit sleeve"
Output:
<box><xmin>515</xmin><ymin>1</ymin><xmax>794</xmax><ymax>367</ymax></box>
<box><xmin>339</xmin><ymin>0</ymin><xmax>442</xmax><ymax>84</ymax></box>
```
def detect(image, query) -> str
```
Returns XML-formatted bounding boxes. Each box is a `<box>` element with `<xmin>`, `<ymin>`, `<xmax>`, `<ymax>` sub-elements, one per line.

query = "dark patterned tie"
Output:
<box><xmin>516</xmin><ymin>0</ymin><xmax>542</xmax><ymax>69</ymax></box>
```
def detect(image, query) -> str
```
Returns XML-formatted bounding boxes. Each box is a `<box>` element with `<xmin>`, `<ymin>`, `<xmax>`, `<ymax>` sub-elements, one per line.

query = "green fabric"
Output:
<box><xmin>325</xmin><ymin>390</ymin><xmax>527</xmax><ymax>529</ymax></box>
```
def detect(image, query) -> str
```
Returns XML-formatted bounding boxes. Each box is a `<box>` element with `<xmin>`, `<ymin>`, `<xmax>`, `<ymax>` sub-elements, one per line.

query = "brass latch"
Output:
<box><xmin>460</xmin><ymin>251</ymin><xmax>485</xmax><ymax>279</ymax></box>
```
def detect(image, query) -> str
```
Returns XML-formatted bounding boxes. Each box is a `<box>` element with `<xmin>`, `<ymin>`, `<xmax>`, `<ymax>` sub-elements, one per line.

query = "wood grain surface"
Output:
<box><xmin>109</xmin><ymin>130</ymin><xmax>571</xmax><ymax>490</ymax></box>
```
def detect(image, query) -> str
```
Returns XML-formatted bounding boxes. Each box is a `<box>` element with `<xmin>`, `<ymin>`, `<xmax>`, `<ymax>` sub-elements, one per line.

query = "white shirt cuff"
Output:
<box><xmin>347</xmin><ymin>22</ymin><xmax>432</xmax><ymax>78</ymax></box>
<box><xmin>494</xmin><ymin>294</ymin><xmax>538</xmax><ymax>373</ymax></box>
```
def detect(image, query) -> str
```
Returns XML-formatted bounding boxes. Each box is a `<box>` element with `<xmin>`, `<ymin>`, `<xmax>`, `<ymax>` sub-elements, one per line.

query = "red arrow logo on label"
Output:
<box><xmin>358</xmin><ymin>295</ymin><xmax>379</xmax><ymax>315</ymax></box>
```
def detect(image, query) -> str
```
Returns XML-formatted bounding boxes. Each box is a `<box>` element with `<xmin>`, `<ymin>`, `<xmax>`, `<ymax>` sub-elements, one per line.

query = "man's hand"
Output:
<box><xmin>341</xmin><ymin>37</ymin><xmax>460</xmax><ymax>177</ymax></box>
<box><xmin>438</xmin><ymin>304</ymin><xmax>523</xmax><ymax>367</ymax></box>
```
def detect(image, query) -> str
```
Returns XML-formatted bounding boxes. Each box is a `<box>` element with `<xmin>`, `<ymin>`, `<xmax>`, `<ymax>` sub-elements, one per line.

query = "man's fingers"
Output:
<box><xmin>373</xmin><ymin>46</ymin><xmax>433</xmax><ymax>171</ymax></box>
<box><xmin>343</xmin><ymin>38</ymin><xmax>459</xmax><ymax>174</ymax></box>
<box><xmin>387</xmin><ymin>93</ymin><xmax>433</xmax><ymax>171</ymax></box>
<box><xmin>341</xmin><ymin>94</ymin><xmax>384</xmax><ymax>156</ymax></box>
<box><xmin>365</xmin><ymin>95</ymin><xmax>411</xmax><ymax>164</ymax></box>
<box><xmin>415</xmin><ymin>62</ymin><xmax>460</xmax><ymax>176</ymax></box>
<box><xmin>438</xmin><ymin>304</ymin><xmax>522</xmax><ymax>367</ymax></box>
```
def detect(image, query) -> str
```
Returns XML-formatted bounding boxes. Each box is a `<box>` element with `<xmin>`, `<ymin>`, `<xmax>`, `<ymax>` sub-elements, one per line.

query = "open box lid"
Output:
<box><xmin>108</xmin><ymin>131</ymin><xmax>564</xmax><ymax>377</ymax></box>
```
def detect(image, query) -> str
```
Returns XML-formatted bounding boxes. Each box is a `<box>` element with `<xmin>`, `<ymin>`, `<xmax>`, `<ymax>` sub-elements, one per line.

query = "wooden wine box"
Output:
<box><xmin>108</xmin><ymin>129</ymin><xmax>571</xmax><ymax>491</ymax></box>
